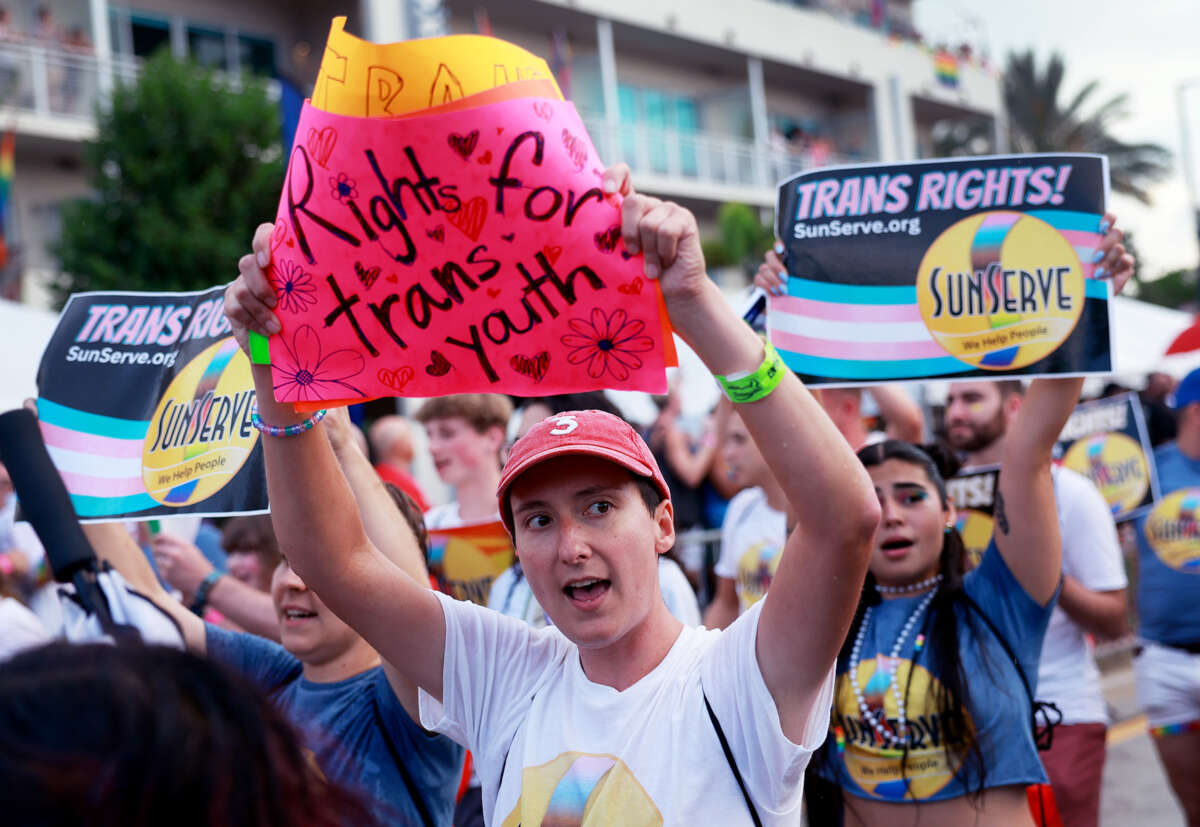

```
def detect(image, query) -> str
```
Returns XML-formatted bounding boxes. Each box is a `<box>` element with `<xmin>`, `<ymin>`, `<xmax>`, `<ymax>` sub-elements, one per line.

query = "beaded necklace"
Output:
<box><xmin>847</xmin><ymin>577</ymin><xmax>941</xmax><ymax>753</ymax></box>
<box><xmin>874</xmin><ymin>573</ymin><xmax>941</xmax><ymax>596</ymax></box>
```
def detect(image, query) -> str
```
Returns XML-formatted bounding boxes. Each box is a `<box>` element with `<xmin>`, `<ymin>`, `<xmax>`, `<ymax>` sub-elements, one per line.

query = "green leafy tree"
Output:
<box><xmin>935</xmin><ymin>51</ymin><xmax>1172</xmax><ymax>204</ymax></box>
<box><xmin>1132</xmin><ymin>268</ymin><xmax>1198</xmax><ymax>310</ymax></box>
<box><xmin>700</xmin><ymin>203</ymin><xmax>774</xmax><ymax>277</ymax></box>
<box><xmin>52</xmin><ymin>52</ymin><xmax>284</xmax><ymax>307</ymax></box>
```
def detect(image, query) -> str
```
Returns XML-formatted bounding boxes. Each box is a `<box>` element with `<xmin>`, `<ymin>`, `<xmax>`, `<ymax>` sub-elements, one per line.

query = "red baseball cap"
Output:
<box><xmin>497</xmin><ymin>409</ymin><xmax>671</xmax><ymax>535</ymax></box>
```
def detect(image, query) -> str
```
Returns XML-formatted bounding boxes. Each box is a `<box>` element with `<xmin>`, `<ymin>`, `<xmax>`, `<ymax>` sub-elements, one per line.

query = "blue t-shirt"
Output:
<box><xmin>207</xmin><ymin>626</ymin><xmax>463</xmax><ymax>826</ymax></box>
<box><xmin>824</xmin><ymin>543</ymin><xmax>1053</xmax><ymax>802</ymax></box>
<box><xmin>1135</xmin><ymin>442</ymin><xmax>1200</xmax><ymax>645</ymax></box>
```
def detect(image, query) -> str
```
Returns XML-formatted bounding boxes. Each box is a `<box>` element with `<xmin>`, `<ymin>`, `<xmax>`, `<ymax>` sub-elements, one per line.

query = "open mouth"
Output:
<box><xmin>880</xmin><ymin>538</ymin><xmax>914</xmax><ymax>558</ymax></box>
<box><xmin>563</xmin><ymin>578</ymin><xmax>610</xmax><ymax>607</ymax></box>
<box><xmin>282</xmin><ymin>609</ymin><xmax>317</xmax><ymax>622</ymax></box>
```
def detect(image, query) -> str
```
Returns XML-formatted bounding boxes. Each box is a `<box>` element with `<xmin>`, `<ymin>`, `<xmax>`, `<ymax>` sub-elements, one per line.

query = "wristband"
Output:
<box><xmin>189</xmin><ymin>570</ymin><xmax>223</xmax><ymax>615</ymax></box>
<box><xmin>715</xmin><ymin>340</ymin><xmax>786</xmax><ymax>404</ymax></box>
<box><xmin>250</xmin><ymin>401</ymin><xmax>327</xmax><ymax>437</ymax></box>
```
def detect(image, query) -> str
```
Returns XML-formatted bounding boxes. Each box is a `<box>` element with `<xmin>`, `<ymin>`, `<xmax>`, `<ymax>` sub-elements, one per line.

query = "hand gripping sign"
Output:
<box><xmin>771</xmin><ymin>154</ymin><xmax>1113</xmax><ymax>386</ymax></box>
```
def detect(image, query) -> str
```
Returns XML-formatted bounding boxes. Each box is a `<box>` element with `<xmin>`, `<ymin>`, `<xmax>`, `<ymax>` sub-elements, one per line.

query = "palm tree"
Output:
<box><xmin>936</xmin><ymin>51</ymin><xmax>1172</xmax><ymax>204</ymax></box>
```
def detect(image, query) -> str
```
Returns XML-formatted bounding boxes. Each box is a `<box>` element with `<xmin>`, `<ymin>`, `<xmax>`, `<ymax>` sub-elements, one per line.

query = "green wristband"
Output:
<box><xmin>715</xmin><ymin>340</ymin><xmax>786</xmax><ymax>404</ymax></box>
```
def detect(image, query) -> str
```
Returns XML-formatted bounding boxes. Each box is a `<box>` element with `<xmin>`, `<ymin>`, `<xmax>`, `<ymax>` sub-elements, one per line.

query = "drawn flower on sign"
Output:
<box><xmin>273</xmin><ymin>325</ymin><xmax>365</xmax><ymax>403</ymax></box>
<box><xmin>329</xmin><ymin>172</ymin><xmax>358</xmax><ymax>203</ymax></box>
<box><xmin>272</xmin><ymin>259</ymin><xmax>317</xmax><ymax>315</ymax></box>
<box><xmin>561</xmin><ymin>308</ymin><xmax>654</xmax><ymax>381</ymax></box>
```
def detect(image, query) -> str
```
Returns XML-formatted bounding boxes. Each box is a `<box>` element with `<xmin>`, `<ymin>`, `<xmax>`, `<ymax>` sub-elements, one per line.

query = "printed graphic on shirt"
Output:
<box><xmin>955</xmin><ymin>509</ymin><xmax>994</xmax><ymax>569</ymax></box>
<box><xmin>142</xmin><ymin>338</ymin><xmax>258</xmax><ymax>507</ymax></box>
<box><xmin>1143</xmin><ymin>488</ymin><xmax>1200</xmax><ymax>573</ymax></box>
<box><xmin>946</xmin><ymin>464</ymin><xmax>1000</xmax><ymax>568</ymax></box>
<box><xmin>833</xmin><ymin>658</ymin><xmax>974</xmax><ymax>801</ymax></box>
<box><xmin>428</xmin><ymin>521</ymin><xmax>515</xmax><ymax>605</ymax></box>
<box><xmin>500</xmin><ymin>752</ymin><xmax>662</xmax><ymax>826</ymax></box>
<box><xmin>737</xmin><ymin>540</ymin><xmax>783</xmax><ymax>611</ymax></box>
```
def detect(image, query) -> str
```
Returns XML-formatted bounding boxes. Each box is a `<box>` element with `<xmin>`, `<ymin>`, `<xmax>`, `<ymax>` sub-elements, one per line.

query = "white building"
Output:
<box><xmin>0</xmin><ymin>0</ymin><xmax>1003</xmax><ymax>306</ymax></box>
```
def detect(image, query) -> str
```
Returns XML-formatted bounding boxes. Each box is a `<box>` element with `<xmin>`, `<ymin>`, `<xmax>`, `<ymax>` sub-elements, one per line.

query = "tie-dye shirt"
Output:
<box><xmin>419</xmin><ymin>592</ymin><xmax>834</xmax><ymax>826</ymax></box>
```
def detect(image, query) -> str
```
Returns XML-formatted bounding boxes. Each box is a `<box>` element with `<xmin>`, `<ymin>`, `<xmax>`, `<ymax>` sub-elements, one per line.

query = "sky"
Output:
<box><xmin>912</xmin><ymin>0</ymin><xmax>1200</xmax><ymax>281</ymax></box>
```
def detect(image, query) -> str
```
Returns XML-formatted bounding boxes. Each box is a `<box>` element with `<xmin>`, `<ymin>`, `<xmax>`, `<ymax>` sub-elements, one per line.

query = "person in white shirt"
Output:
<box><xmin>224</xmin><ymin>164</ymin><xmax>881</xmax><ymax>826</ymax></box>
<box><xmin>945</xmin><ymin>380</ymin><xmax>1128</xmax><ymax>827</ymax></box>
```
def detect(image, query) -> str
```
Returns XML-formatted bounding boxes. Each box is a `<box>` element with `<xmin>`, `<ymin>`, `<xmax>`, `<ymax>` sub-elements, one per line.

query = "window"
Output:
<box><xmin>128</xmin><ymin>13</ymin><xmax>169</xmax><ymax>59</ymax></box>
<box><xmin>186</xmin><ymin>26</ymin><xmax>227</xmax><ymax>70</ymax></box>
<box><xmin>237</xmin><ymin>35</ymin><xmax>275</xmax><ymax>77</ymax></box>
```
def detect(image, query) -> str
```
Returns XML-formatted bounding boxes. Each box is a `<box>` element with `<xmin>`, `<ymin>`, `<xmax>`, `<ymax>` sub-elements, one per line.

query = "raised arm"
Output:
<box><xmin>224</xmin><ymin>227</ymin><xmax>445</xmax><ymax>702</ymax></box>
<box><xmin>616</xmin><ymin>167</ymin><xmax>880</xmax><ymax>741</ymax></box>
<box><xmin>82</xmin><ymin>522</ymin><xmax>207</xmax><ymax>652</ymax></box>
<box><xmin>151</xmin><ymin>531</ymin><xmax>279</xmax><ymax>641</ymax></box>
<box><xmin>870</xmin><ymin>385</ymin><xmax>925</xmax><ymax>442</ymax></box>
<box><xmin>995</xmin><ymin>212</ymin><xmax>1133</xmax><ymax>606</ymax></box>
<box><xmin>323</xmin><ymin>406</ymin><xmax>430</xmax><ymax>718</ymax></box>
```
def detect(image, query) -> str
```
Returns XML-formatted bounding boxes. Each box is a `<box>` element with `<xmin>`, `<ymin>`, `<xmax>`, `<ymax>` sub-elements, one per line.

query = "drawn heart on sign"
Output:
<box><xmin>477</xmin><ymin>150</ymin><xmax>493</xmax><ymax>165</ymax></box>
<box><xmin>447</xmin><ymin>130</ymin><xmax>479</xmax><ymax>159</ymax></box>
<box><xmin>306</xmin><ymin>126</ymin><xmax>337</xmax><ymax>168</ymax></box>
<box><xmin>542</xmin><ymin>244</ymin><xmax>563</xmax><ymax>265</ymax></box>
<box><xmin>426</xmin><ymin>225</ymin><xmax>445</xmax><ymax>243</ymax></box>
<box><xmin>500</xmin><ymin>232</ymin><xmax>515</xmax><ymax>242</ymax></box>
<box><xmin>425</xmin><ymin>351</ymin><xmax>452</xmax><ymax>377</ymax></box>
<box><xmin>561</xmin><ymin>128</ymin><xmax>588</xmax><ymax>170</ymax></box>
<box><xmin>510</xmin><ymin>351</ymin><xmax>550</xmax><ymax>383</ymax></box>
<box><xmin>496</xmin><ymin>126</ymin><xmax>504</xmax><ymax>135</ymax></box>
<box><xmin>354</xmin><ymin>261</ymin><xmax>381</xmax><ymax>289</ymax></box>
<box><xmin>377</xmin><ymin>366</ymin><xmax>414</xmax><ymax>392</ymax></box>
<box><xmin>618</xmin><ymin>277</ymin><xmax>644</xmax><ymax>296</ymax></box>
<box><xmin>487</xmin><ymin>287</ymin><xmax>501</xmax><ymax>298</ymax></box>
<box><xmin>532</xmin><ymin>101</ymin><xmax>554</xmax><ymax>122</ymax></box>
<box><xmin>593</xmin><ymin>225</ymin><xmax>620</xmax><ymax>254</ymax></box>
<box><xmin>386</xmin><ymin>274</ymin><xmax>399</xmax><ymax>284</ymax></box>
<box><xmin>270</xmin><ymin>219</ymin><xmax>287</xmax><ymax>253</ymax></box>
<box><xmin>446</xmin><ymin>196</ymin><xmax>487</xmax><ymax>241</ymax></box>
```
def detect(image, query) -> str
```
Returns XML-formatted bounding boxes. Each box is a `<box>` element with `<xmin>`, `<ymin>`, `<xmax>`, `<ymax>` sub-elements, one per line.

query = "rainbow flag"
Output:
<box><xmin>934</xmin><ymin>52</ymin><xmax>959</xmax><ymax>88</ymax></box>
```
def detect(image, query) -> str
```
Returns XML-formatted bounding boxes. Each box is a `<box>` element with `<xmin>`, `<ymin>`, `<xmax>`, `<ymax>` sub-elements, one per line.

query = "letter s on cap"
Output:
<box><xmin>550</xmin><ymin>415</ymin><xmax>578</xmax><ymax>435</ymax></box>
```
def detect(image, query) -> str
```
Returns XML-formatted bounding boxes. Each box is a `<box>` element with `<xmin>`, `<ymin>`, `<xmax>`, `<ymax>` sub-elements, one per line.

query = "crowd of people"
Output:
<box><xmin>0</xmin><ymin>166</ymin><xmax>1196</xmax><ymax>827</ymax></box>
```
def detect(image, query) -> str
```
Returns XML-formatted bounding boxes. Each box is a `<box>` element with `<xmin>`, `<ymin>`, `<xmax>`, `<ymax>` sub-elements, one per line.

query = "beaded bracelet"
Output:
<box><xmin>189</xmin><ymin>570</ymin><xmax>223</xmax><ymax>616</ymax></box>
<box><xmin>714</xmin><ymin>340</ymin><xmax>786</xmax><ymax>404</ymax></box>
<box><xmin>250</xmin><ymin>401</ymin><xmax>328</xmax><ymax>438</ymax></box>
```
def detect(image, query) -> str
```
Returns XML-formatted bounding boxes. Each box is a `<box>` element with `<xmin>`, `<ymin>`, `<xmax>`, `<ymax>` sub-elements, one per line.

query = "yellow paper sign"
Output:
<box><xmin>312</xmin><ymin>16</ymin><xmax>563</xmax><ymax>118</ymax></box>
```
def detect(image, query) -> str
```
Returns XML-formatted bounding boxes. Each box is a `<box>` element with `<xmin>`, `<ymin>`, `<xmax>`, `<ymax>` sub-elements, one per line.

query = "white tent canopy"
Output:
<box><xmin>0</xmin><ymin>298</ymin><xmax>60</xmax><ymax>414</ymax></box>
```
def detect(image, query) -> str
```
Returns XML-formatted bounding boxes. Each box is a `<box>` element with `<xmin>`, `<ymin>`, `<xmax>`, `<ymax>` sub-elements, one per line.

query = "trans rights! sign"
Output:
<box><xmin>772</xmin><ymin>154</ymin><xmax>1113</xmax><ymax>385</ymax></box>
<box><xmin>36</xmin><ymin>287</ymin><xmax>267</xmax><ymax>521</ymax></box>
<box><xmin>259</xmin><ymin>95</ymin><xmax>671</xmax><ymax>403</ymax></box>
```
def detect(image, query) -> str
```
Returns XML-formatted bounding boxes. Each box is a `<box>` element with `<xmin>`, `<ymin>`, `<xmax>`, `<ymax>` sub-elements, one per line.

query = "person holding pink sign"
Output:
<box><xmin>225</xmin><ymin>165</ymin><xmax>880</xmax><ymax>825</ymax></box>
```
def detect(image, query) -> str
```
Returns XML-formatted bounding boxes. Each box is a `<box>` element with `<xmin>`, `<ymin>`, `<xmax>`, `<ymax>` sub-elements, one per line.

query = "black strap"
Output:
<box><xmin>957</xmin><ymin>591</ymin><xmax>1062</xmax><ymax>751</ymax></box>
<box><xmin>703</xmin><ymin>691</ymin><xmax>763</xmax><ymax>827</ymax></box>
<box><xmin>370</xmin><ymin>691</ymin><xmax>436</xmax><ymax>827</ymax></box>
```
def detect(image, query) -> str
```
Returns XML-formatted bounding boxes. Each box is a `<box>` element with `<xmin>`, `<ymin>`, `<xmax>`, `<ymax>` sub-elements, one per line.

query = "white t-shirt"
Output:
<box><xmin>488</xmin><ymin>557</ymin><xmax>701</xmax><ymax>628</ymax></box>
<box><xmin>423</xmin><ymin>502</ymin><xmax>502</xmax><ymax>531</ymax></box>
<box><xmin>1037</xmin><ymin>466</ymin><xmax>1128</xmax><ymax>725</ymax></box>
<box><xmin>419</xmin><ymin>593</ymin><xmax>833</xmax><ymax>826</ymax></box>
<box><xmin>0</xmin><ymin>597</ymin><xmax>52</xmax><ymax>661</ymax></box>
<box><xmin>714</xmin><ymin>488</ymin><xmax>788</xmax><ymax>614</ymax></box>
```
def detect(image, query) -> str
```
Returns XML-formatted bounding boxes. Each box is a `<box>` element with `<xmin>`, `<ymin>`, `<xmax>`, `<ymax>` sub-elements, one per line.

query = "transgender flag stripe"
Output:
<box><xmin>37</xmin><ymin>399</ymin><xmax>155</xmax><ymax>517</ymax></box>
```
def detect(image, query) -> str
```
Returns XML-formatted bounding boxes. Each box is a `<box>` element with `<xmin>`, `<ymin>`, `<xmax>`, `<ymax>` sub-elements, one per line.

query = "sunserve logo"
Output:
<box><xmin>141</xmin><ymin>338</ymin><xmax>258</xmax><ymax>507</ymax></box>
<box><xmin>916</xmin><ymin>211</ymin><xmax>1085</xmax><ymax>370</ymax></box>
<box><xmin>834</xmin><ymin>658</ymin><xmax>974</xmax><ymax>801</ymax></box>
<box><xmin>1062</xmin><ymin>433</ymin><xmax>1149</xmax><ymax>515</ymax></box>
<box><xmin>1144</xmin><ymin>488</ymin><xmax>1200</xmax><ymax>573</ymax></box>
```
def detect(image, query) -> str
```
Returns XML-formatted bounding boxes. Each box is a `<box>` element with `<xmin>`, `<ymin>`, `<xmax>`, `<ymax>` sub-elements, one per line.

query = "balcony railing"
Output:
<box><xmin>0</xmin><ymin>42</ymin><xmax>277</xmax><ymax>136</ymax></box>
<box><xmin>0</xmin><ymin>41</ymin><xmax>138</xmax><ymax>123</ymax></box>
<box><xmin>582</xmin><ymin>115</ymin><xmax>859</xmax><ymax>199</ymax></box>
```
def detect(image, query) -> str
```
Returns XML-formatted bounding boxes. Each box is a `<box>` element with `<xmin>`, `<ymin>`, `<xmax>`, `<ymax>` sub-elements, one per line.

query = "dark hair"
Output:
<box><xmin>383</xmin><ymin>482</ymin><xmax>430</xmax><ymax>562</ymax></box>
<box><xmin>520</xmin><ymin>392</ymin><xmax>624</xmax><ymax>420</ymax></box>
<box><xmin>0</xmin><ymin>642</ymin><xmax>375</xmax><ymax>827</ymax></box>
<box><xmin>221</xmin><ymin>515</ymin><xmax>282</xmax><ymax>570</ymax></box>
<box><xmin>807</xmin><ymin>439</ymin><xmax>987</xmax><ymax>817</ymax></box>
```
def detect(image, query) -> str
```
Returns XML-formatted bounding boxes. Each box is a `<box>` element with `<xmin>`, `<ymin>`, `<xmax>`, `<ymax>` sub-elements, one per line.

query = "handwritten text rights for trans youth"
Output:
<box><xmin>267</xmin><ymin>96</ymin><xmax>669</xmax><ymax>402</ymax></box>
